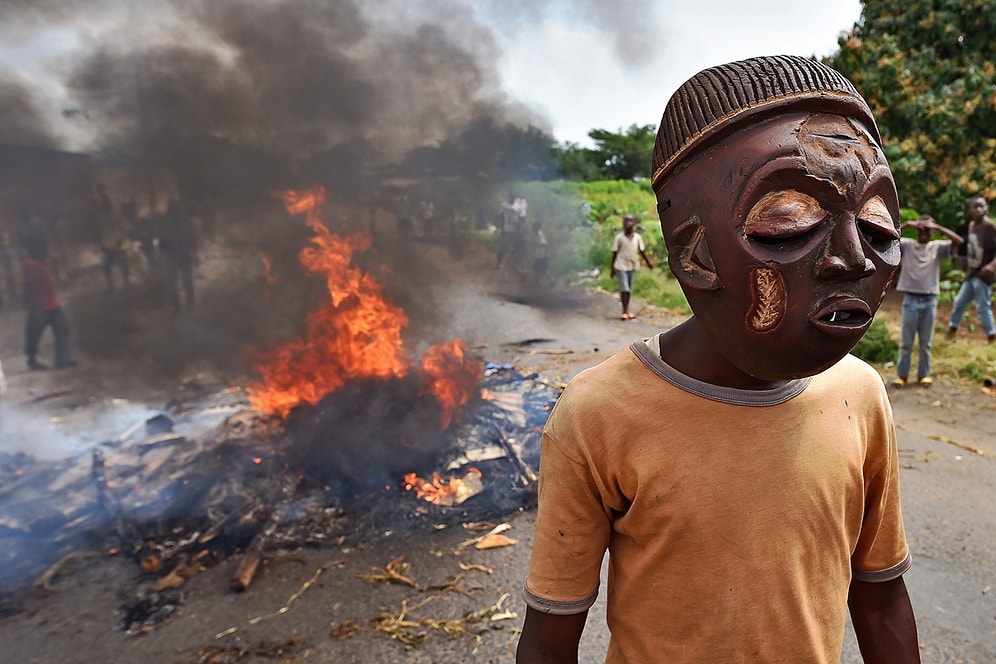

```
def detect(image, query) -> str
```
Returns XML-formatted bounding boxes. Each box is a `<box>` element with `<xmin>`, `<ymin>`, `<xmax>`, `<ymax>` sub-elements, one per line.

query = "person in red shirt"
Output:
<box><xmin>22</xmin><ymin>237</ymin><xmax>75</xmax><ymax>370</ymax></box>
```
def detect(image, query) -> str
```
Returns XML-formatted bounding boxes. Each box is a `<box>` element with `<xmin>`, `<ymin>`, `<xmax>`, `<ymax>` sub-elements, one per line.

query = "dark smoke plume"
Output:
<box><xmin>0</xmin><ymin>0</ymin><xmax>652</xmax><ymax>391</ymax></box>
<box><xmin>0</xmin><ymin>80</ymin><xmax>58</xmax><ymax>148</ymax></box>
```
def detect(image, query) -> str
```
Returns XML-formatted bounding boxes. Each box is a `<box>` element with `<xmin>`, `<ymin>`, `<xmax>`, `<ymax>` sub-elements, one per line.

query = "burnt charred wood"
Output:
<box><xmin>230</xmin><ymin>510</ymin><xmax>288</xmax><ymax>593</ymax></box>
<box><xmin>230</xmin><ymin>527</ymin><xmax>268</xmax><ymax>592</ymax></box>
<box><xmin>493</xmin><ymin>427</ymin><xmax>537</xmax><ymax>486</ymax></box>
<box><xmin>229</xmin><ymin>475</ymin><xmax>300</xmax><ymax>592</ymax></box>
<box><xmin>284</xmin><ymin>375</ymin><xmax>449</xmax><ymax>491</ymax></box>
<box><xmin>144</xmin><ymin>413</ymin><xmax>174</xmax><ymax>435</ymax></box>
<box><xmin>120</xmin><ymin>589</ymin><xmax>183</xmax><ymax>635</ymax></box>
<box><xmin>91</xmin><ymin>449</ymin><xmax>140</xmax><ymax>549</ymax></box>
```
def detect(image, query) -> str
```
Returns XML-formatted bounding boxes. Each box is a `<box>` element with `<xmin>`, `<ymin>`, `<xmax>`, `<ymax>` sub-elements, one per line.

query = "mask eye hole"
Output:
<box><xmin>744</xmin><ymin>190</ymin><xmax>826</xmax><ymax>247</ymax></box>
<box><xmin>857</xmin><ymin>195</ymin><xmax>900</xmax><ymax>248</ymax></box>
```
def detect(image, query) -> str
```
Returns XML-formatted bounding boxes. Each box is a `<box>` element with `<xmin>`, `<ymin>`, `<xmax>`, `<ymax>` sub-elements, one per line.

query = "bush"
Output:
<box><xmin>852</xmin><ymin>317</ymin><xmax>898</xmax><ymax>364</ymax></box>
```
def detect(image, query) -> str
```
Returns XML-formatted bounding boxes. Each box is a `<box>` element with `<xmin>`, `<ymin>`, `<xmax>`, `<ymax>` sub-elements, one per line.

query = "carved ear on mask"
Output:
<box><xmin>670</xmin><ymin>215</ymin><xmax>721</xmax><ymax>291</ymax></box>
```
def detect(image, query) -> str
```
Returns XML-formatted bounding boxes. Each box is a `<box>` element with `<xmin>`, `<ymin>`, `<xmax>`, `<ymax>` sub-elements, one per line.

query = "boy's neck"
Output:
<box><xmin>657</xmin><ymin>318</ymin><xmax>798</xmax><ymax>391</ymax></box>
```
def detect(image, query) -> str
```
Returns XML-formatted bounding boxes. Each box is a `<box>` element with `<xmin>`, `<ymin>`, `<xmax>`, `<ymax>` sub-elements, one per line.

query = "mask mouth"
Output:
<box><xmin>811</xmin><ymin>298</ymin><xmax>873</xmax><ymax>338</ymax></box>
<box><xmin>821</xmin><ymin>310</ymin><xmax>870</xmax><ymax>325</ymax></box>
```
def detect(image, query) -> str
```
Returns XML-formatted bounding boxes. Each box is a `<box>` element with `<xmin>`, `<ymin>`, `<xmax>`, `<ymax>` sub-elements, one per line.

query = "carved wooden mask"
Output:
<box><xmin>658</xmin><ymin>111</ymin><xmax>900</xmax><ymax>380</ymax></box>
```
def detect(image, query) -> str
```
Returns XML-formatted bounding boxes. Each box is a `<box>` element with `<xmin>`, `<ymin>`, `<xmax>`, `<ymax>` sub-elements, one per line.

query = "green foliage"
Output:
<box><xmin>852</xmin><ymin>316</ymin><xmax>899</xmax><ymax>364</ymax></box>
<box><xmin>937</xmin><ymin>266</ymin><xmax>965</xmax><ymax>304</ymax></box>
<box><xmin>586</xmin><ymin>124</ymin><xmax>656</xmax><ymax>180</ymax></box>
<box><xmin>899</xmin><ymin>208</ymin><xmax>921</xmax><ymax>222</ymax></box>
<box><xmin>632</xmin><ymin>269</ymin><xmax>690</xmax><ymax>313</ymax></box>
<box><xmin>554</xmin><ymin>142</ymin><xmax>601</xmax><ymax>181</ymax></box>
<box><xmin>958</xmin><ymin>361</ymin><xmax>986</xmax><ymax>382</ymax></box>
<box><xmin>942</xmin><ymin>338</ymin><xmax>996</xmax><ymax>384</ymax></box>
<box><xmin>556</xmin><ymin>124</ymin><xmax>656</xmax><ymax>181</ymax></box>
<box><xmin>565</xmin><ymin>179</ymin><xmax>664</xmax><ymax>265</ymax></box>
<box><xmin>826</xmin><ymin>0</ymin><xmax>996</xmax><ymax>229</ymax></box>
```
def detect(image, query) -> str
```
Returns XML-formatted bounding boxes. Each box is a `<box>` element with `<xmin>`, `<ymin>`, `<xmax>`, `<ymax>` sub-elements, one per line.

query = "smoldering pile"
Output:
<box><xmin>0</xmin><ymin>365</ymin><xmax>557</xmax><ymax>596</ymax></box>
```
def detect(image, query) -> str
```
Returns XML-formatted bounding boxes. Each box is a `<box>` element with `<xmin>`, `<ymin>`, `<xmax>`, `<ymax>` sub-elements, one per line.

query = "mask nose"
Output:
<box><xmin>817</xmin><ymin>214</ymin><xmax>875</xmax><ymax>280</ymax></box>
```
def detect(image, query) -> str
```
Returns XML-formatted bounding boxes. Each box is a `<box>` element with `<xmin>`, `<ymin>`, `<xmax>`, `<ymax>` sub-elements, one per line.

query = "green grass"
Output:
<box><xmin>597</xmin><ymin>267</ymin><xmax>690</xmax><ymax>314</ymax></box>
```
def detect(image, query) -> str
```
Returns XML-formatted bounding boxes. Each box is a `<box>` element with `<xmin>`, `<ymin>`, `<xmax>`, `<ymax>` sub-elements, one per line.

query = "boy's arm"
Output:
<box><xmin>639</xmin><ymin>247</ymin><xmax>654</xmax><ymax>269</ymax></box>
<box><xmin>847</xmin><ymin>576</ymin><xmax>920</xmax><ymax>663</ymax></box>
<box><xmin>516</xmin><ymin>607</ymin><xmax>588</xmax><ymax>664</ymax></box>
<box><xmin>926</xmin><ymin>221</ymin><xmax>964</xmax><ymax>248</ymax></box>
<box><xmin>980</xmin><ymin>225</ymin><xmax>996</xmax><ymax>277</ymax></box>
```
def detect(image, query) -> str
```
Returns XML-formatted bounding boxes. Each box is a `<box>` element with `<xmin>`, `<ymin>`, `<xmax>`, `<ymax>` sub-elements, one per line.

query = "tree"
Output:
<box><xmin>826</xmin><ymin>0</ymin><xmax>996</xmax><ymax>228</ymax></box>
<box><xmin>554</xmin><ymin>141</ymin><xmax>601</xmax><ymax>181</ymax></box>
<box><xmin>556</xmin><ymin>124</ymin><xmax>656</xmax><ymax>181</ymax></box>
<box><xmin>588</xmin><ymin>124</ymin><xmax>655</xmax><ymax>181</ymax></box>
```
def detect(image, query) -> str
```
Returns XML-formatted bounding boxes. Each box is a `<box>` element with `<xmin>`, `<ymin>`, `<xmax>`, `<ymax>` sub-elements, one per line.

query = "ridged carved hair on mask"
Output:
<box><xmin>651</xmin><ymin>55</ymin><xmax>881</xmax><ymax>192</ymax></box>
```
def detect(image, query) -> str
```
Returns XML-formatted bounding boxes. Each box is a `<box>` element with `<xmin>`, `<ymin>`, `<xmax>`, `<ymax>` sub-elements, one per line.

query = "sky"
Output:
<box><xmin>489</xmin><ymin>0</ymin><xmax>865</xmax><ymax>146</ymax></box>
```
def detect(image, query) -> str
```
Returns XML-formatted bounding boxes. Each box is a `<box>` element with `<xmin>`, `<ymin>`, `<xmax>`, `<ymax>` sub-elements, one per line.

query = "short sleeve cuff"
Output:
<box><xmin>852</xmin><ymin>552</ymin><xmax>912</xmax><ymax>583</ymax></box>
<box><xmin>522</xmin><ymin>583</ymin><xmax>598</xmax><ymax>615</ymax></box>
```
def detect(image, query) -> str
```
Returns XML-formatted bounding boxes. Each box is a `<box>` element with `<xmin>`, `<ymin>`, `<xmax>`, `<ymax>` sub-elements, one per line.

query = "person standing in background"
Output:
<box><xmin>892</xmin><ymin>215</ymin><xmax>963</xmax><ymax>387</ymax></box>
<box><xmin>532</xmin><ymin>219</ymin><xmax>553</xmax><ymax>286</ymax></box>
<box><xmin>158</xmin><ymin>199</ymin><xmax>198</xmax><ymax>312</ymax></box>
<box><xmin>96</xmin><ymin>187</ymin><xmax>130</xmax><ymax>291</ymax></box>
<box><xmin>496</xmin><ymin>193</ymin><xmax>526</xmax><ymax>272</ymax></box>
<box><xmin>610</xmin><ymin>214</ymin><xmax>653</xmax><ymax>320</ymax></box>
<box><xmin>946</xmin><ymin>196</ymin><xmax>996</xmax><ymax>343</ymax></box>
<box><xmin>22</xmin><ymin>235</ymin><xmax>74</xmax><ymax>370</ymax></box>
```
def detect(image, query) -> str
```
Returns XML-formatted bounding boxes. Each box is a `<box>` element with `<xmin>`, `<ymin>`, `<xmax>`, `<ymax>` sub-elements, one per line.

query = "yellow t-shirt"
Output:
<box><xmin>524</xmin><ymin>340</ymin><xmax>910</xmax><ymax>663</ymax></box>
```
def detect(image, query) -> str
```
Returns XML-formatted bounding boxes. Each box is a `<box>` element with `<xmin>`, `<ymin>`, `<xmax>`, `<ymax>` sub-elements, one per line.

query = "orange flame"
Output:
<box><xmin>403</xmin><ymin>468</ymin><xmax>482</xmax><ymax>506</ymax></box>
<box><xmin>246</xmin><ymin>187</ymin><xmax>482</xmax><ymax>424</ymax></box>
<box><xmin>419</xmin><ymin>338</ymin><xmax>483</xmax><ymax>428</ymax></box>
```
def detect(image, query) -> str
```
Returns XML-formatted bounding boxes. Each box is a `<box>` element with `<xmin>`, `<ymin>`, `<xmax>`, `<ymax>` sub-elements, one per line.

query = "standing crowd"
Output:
<box><xmin>893</xmin><ymin>194</ymin><xmax>996</xmax><ymax>389</ymax></box>
<box><xmin>0</xmin><ymin>183</ymin><xmax>203</xmax><ymax>373</ymax></box>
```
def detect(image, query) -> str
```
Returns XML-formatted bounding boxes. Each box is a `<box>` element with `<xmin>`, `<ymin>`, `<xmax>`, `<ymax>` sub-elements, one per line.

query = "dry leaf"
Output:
<box><xmin>475</xmin><ymin>533</ymin><xmax>517</xmax><ymax>549</ymax></box>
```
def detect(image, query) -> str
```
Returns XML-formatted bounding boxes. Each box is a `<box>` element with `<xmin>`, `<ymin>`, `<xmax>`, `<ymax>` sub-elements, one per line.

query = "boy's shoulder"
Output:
<box><xmin>568</xmin><ymin>344</ymin><xmax>645</xmax><ymax>388</ymax></box>
<box><xmin>817</xmin><ymin>354</ymin><xmax>888</xmax><ymax>395</ymax></box>
<box><xmin>555</xmin><ymin>345</ymin><xmax>659</xmax><ymax>408</ymax></box>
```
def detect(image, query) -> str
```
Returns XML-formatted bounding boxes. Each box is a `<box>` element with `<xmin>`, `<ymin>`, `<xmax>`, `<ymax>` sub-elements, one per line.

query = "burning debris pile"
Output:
<box><xmin>246</xmin><ymin>186</ymin><xmax>487</xmax><ymax>493</ymax></box>
<box><xmin>0</xmin><ymin>185</ymin><xmax>560</xmax><ymax>625</ymax></box>
<box><xmin>0</xmin><ymin>366</ymin><xmax>557</xmax><ymax>598</ymax></box>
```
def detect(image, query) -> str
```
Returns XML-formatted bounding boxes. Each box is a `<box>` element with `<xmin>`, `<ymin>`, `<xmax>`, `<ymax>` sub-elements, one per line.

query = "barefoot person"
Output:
<box><xmin>517</xmin><ymin>55</ymin><xmax>919</xmax><ymax>663</ymax></box>
<box><xmin>610</xmin><ymin>214</ymin><xmax>653</xmax><ymax>320</ymax></box>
